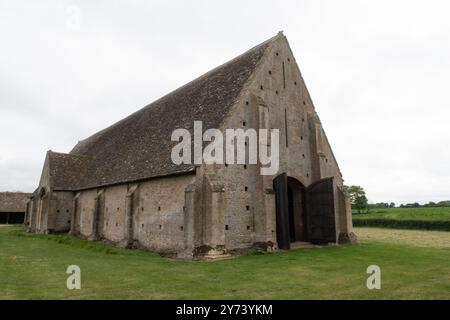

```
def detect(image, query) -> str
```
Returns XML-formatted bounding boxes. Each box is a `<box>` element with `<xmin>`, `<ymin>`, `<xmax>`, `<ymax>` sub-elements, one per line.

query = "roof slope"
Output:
<box><xmin>47</xmin><ymin>152</ymin><xmax>90</xmax><ymax>191</ymax></box>
<box><xmin>49</xmin><ymin>35</ymin><xmax>274</xmax><ymax>191</ymax></box>
<box><xmin>0</xmin><ymin>192</ymin><xmax>31</xmax><ymax>212</ymax></box>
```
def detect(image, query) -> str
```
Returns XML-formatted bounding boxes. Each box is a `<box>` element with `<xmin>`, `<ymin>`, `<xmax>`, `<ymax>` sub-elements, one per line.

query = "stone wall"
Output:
<box><xmin>63</xmin><ymin>174</ymin><xmax>195</xmax><ymax>253</ymax></box>
<box><xmin>136</xmin><ymin>175</ymin><xmax>195</xmax><ymax>253</ymax></box>
<box><xmin>48</xmin><ymin>191</ymin><xmax>73</xmax><ymax>232</ymax></box>
<box><xmin>102</xmin><ymin>185</ymin><xmax>127</xmax><ymax>243</ymax></box>
<box><xmin>198</xmin><ymin>34</ymin><xmax>353</xmax><ymax>251</ymax></box>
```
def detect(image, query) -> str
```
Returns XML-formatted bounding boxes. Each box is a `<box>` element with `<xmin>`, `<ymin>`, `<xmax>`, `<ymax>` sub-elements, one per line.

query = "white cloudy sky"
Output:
<box><xmin>0</xmin><ymin>0</ymin><xmax>449</xmax><ymax>204</ymax></box>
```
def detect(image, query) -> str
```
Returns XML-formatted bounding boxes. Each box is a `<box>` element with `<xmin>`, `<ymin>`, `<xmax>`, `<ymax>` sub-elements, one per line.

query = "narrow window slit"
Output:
<box><xmin>284</xmin><ymin>109</ymin><xmax>288</xmax><ymax>147</ymax></box>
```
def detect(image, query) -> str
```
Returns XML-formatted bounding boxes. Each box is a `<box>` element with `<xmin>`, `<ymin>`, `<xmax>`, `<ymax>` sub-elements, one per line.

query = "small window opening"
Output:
<box><xmin>284</xmin><ymin>109</ymin><xmax>288</xmax><ymax>147</ymax></box>
<box><xmin>225</xmin><ymin>225</ymin><xmax>229</xmax><ymax>230</ymax></box>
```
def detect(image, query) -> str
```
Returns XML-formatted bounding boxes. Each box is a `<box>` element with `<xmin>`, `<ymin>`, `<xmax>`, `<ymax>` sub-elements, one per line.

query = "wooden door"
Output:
<box><xmin>273</xmin><ymin>173</ymin><xmax>290</xmax><ymax>250</ymax></box>
<box><xmin>305</xmin><ymin>178</ymin><xmax>336</xmax><ymax>244</ymax></box>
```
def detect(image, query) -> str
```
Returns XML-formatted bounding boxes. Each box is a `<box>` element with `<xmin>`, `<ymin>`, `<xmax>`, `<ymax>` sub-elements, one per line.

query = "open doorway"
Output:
<box><xmin>287</xmin><ymin>177</ymin><xmax>307</xmax><ymax>243</ymax></box>
<box><xmin>273</xmin><ymin>173</ymin><xmax>336</xmax><ymax>249</ymax></box>
<box><xmin>273</xmin><ymin>173</ymin><xmax>307</xmax><ymax>249</ymax></box>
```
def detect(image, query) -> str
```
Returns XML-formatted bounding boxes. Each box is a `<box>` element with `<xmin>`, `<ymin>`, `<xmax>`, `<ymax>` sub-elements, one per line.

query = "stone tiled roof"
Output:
<box><xmin>47</xmin><ymin>35</ymin><xmax>275</xmax><ymax>191</ymax></box>
<box><xmin>47</xmin><ymin>152</ymin><xmax>90</xmax><ymax>191</ymax></box>
<box><xmin>0</xmin><ymin>192</ymin><xmax>32</xmax><ymax>212</ymax></box>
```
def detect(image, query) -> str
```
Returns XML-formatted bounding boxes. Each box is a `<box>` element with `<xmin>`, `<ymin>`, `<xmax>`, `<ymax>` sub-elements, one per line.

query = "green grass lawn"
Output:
<box><xmin>353</xmin><ymin>207</ymin><xmax>450</xmax><ymax>231</ymax></box>
<box><xmin>0</xmin><ymin>225</ymin><xmax>449</xmax><ymax>300</ymax></box>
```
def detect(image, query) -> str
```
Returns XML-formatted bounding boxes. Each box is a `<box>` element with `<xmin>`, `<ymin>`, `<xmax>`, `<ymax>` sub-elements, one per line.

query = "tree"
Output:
<box><xmin>345</xmin><ymin>185</ymin><xmax>368</xmax><ymax>214</ymax></box>
<box><xmin>389</xmin><ymin>202</ymin><xmax>396</xmax><ymax>208</ymax></box>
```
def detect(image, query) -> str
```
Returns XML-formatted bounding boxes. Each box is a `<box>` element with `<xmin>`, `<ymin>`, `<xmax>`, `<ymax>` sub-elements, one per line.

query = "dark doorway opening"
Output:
<box><xmin>0</xmin><ymin>212</ymin><xmax>25</xmax><ymax>224</ymax></box>
<box><xmin>287</xmin><ymin>177</ymin><xmax>307</xmax><ymax>243</ymax></box>
<box><xmin>273</xmin><ymin>174</ymin><xmax>307</xmax><ymax>249</ymax></box>
<box><xmin>287</xmin><ymin>186</ymin><xmax>295</xmax><ymax>242</ymax></box>
<box><xmin>273</xmin><ymin>173</ymin><xmax>336</xmax><ymax>249</ymax></box>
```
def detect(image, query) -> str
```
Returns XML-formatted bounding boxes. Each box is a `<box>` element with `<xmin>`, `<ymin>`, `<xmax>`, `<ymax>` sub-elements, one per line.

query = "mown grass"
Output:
<box><xmin>0</xmin><ymin>225</ymin><xmax>449</xmax><ymax>300</ymax></box>
<box><xmin>353</xmin><ymin>207</ymin><xmax>450</xmax><ymax>231</ymax></box>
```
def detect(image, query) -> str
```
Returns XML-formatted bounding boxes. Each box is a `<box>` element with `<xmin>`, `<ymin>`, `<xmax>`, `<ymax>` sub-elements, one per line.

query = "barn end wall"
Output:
<box><xmin>199</xmin><ymin>34</ymin><xmax>354</xmax><ymax>251</ymax></box>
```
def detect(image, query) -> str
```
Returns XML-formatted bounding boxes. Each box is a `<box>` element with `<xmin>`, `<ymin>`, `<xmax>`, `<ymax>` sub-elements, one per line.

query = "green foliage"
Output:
<box><xmin>399</xmin><ymin>200</ymin><xmax>450</xmax><ymax>208</ymax></box>
<box><xmin>368</xmin><ymin>202</ymin><xmax>396</xmax><ymax>209</ymax></box>
<box><xmin>353</xmin><ymin>219</ymin><xmax>450</xmax><ymax>231</ymax></box>
<box><xmin>345</xmin><ymin>185</ymin><xmax>368</xmax><ymax>213</ymax></box>
<box><xmin>352</xmin><ymin>207</ymin><xmax>450</xmax><ymax>231</ymax></box>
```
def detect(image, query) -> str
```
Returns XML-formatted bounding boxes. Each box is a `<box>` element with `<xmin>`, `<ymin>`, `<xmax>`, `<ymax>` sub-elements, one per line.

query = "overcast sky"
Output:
<box><xmin>1</xmin><ymin>0</ymin><xmax>449</xmax><ymax>204</ymax></box>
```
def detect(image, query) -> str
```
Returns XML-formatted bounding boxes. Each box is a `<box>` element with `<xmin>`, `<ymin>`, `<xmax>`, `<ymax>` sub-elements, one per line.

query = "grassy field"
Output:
<box><xmin>353</xmin><ymin>207</ymin><xmax>450</xmax><ymax>231</ymax></box>
<box><xmin>0</xmin><ymin>225</ymin><xmax>449</xmax><ymax>300</ymax></box>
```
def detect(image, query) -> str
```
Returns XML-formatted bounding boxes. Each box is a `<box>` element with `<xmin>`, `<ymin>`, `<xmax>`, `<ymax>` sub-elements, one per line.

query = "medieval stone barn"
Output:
<box><xmin>27</xmin><ymin>33</ymin><xmax>356</xmax><ymax>259</ymax></box>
